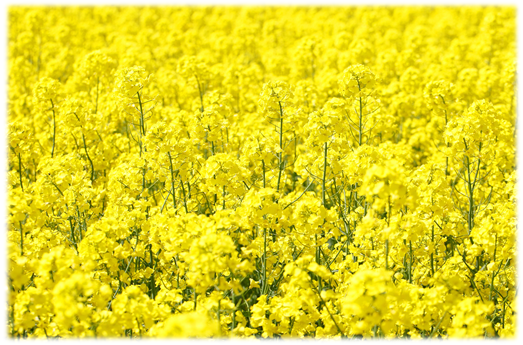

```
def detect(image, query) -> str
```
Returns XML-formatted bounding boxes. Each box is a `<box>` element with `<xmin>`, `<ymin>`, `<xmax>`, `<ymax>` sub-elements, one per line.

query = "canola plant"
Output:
<box><xmin>7</xmin><ymin>6</ymin><xmax>516</xmax><ymax>338</ymax></box>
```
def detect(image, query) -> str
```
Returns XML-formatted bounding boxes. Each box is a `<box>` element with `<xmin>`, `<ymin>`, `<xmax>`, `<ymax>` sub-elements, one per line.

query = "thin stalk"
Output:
<box><xmin>231</xmin><ymin>291</ymin><xmax>236</xmax><ymax>330</ymax></box>
<box><xmin>318</xmin><ymin>141</ymin><xmax>328</xmax><ymax>276</ymax></box>
<box><xmin>50</xmin><ymin>99</ymin><xmax>56</xmax><ymax>157</ymax></box>
<box><xmin>502</xmin><ymin>299</ymin><xmax>505</xmax><ymax>328</ymax></box>
<box><xmin>431</xmin><ymin>225</ymin><xmax>435</xmax><ymax>277</ymax></box>
<box><xmin>179</xmin><ymin>176</ymin><xmax>189</xmax><ymax>214</ymax></box>
<box><xmin>465</xmin><ymin>156</ymin><xmax>475</xmax><ymax>234</ymax></box>
<box><xmin>125</xmin><ymin>120</ymin><xmax>131</xmax><ymax>153</ymax></box>
<box><xmin>488</xmin><ymin>234</ymin><xmax>498</xmax><ymax>301</ymax></box>
<box><xmin>386</xmin><ymin>195</ymin><xmax>390</xmax><ymax>269</ymax></box>
<box><xmin>358</xmin><ymin>95</ymin><xmax>363</xmax><ymax>146</ymax></box>
<box><xmin>136</xmin><ymin>91</ymin><xmax>146</xmax><ymax>136</ymax></box>
<box><xmin>385</xmin><ymin>240</ymin><xmax>389</xmax><ymax>270</ymax></box>
<box><xmin>262</xmin><ymin>227</ymin><xmax>267</xmax><ymax>294</ymax></box>
<box><xmin>217</xmin><ymin>298</ymin><xmax>221</xmax><ymax>325</ymax></box>
<box><xmin>76</xmin><ymin>206</ymin><xmax>85</xmax><ymax>241</ymax></box>
<box><xmin>315</xmin><ymin>234</ymin><xmax>320</xmax><ymax>265</ymax></box>
<box><xmin>322</xmin><ymin>142</ymin><xmax>328</xmax><ymax>207</ymax></box>
<box><xmin>276</xmin><ymin>103</ymin><xmax>284</xmax><ymax>192</ymax></box>
<box><xmin>262</xmin><ymin>160</ymin><xmax>266</xmax><ymax>188</ymax></box>
<box><xmin>445</xmin><ymin>110</ymin><xmax>449</xmax><ymax>176</ymax></box>
<box><xmin>409</xmin><ymin>240</ymin><xmax>413</xmax><ymax>284</ymax></box>
<box><xmin>19</xmin><ymin>222</ymin><xmax>24</xmax><ymax>256</ymax></box>
<box><xmin>160</xmin><ymin>189</ymin><xmax>172</xmax><ymax>214</ymax></box>
<box><xmin>108</xmin><ymin>256</ymin><xmax>135</xmax><ymax>308</ymax></box>
<box><xmin>289</xmin><ymin>317</ymin><xmax>295</xmax><ymax>335</ymax></box>
<box><xmin>167</xmin><ymin>152</ymin><xmax>178</xmax><ymax>211</ymax></box>
<box><xmin>194</xmin><ymin>288</ymin><xmax>197</xmax><ymax>311</ymax></box>
<box><xmin>69</xmin><ymin>218</ymin><xmax>77</xmax><ymax>251</ymax></box>
<box><xmin>195</xmin><ymin>74</ymin><xmax>204</xmax><ymax>113</ymax></box>
<box><xmin>429</xmin><ymin>311</ymin><xmax>448</xmax><ymax>338</ymax></box>
<box><xmin>148</xmin><ymin>247</ymin><xmax>156</xmax><ymax>299</ymax></box>
<box><xmin>310</xmin><ymin>276</ymin><xmax>346</xmax><ymax>337</ymax></box>
<box><xmin>82</xmin><ymin>133</ymin><xmax>95</xmax><ymax>183</ymax></box>
<box><xmin>282</xmin><ymin>178</ymin><xmax>315</xmax><ymax>210</ymax></box>
<box><xmin>222</xmin><ymin>185</ymin><xmax>226</xmax><ymax>210</ymax></box>
<box><xmin>355</xmin><ymin>80</ymin><xmax>363</xmax><ymax>146</ymax></box>
<box><xmin>136</xmin><ymin>91</ymin><xmax>146</xmax><ymax>157</ymax></box>
<box><xmin>142</xmin><ymin>166</ymin><xmax>146</xmax><ymax>193</ymax></box>
<box><xmin>18</xmin><ymin>153</ymin><xmax>23</xmax><ymax>191</ymax></box>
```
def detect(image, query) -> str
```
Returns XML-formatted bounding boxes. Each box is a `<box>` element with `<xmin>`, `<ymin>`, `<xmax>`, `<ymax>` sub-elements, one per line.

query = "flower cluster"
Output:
<box><xmin>8</xmin><ymin>6</ymin><xmax>515</xmax><ymax>339</ymax></box>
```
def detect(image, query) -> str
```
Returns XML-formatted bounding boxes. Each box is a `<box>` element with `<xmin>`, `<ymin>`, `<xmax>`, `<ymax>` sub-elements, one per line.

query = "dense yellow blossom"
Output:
<box><xmin>7</xmin><ymin>6</ymin><xmax>516</xmax><ymax>339</ymax></box>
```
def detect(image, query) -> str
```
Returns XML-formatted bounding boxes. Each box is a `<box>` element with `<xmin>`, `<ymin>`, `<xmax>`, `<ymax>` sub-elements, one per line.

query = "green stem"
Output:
<box><xmin>409</xmin><ymin>240</ymin><xmax>413</xmax><ymax>284</ymax></box>
<box><xmin>208</xmin><ymin>125</ymin><xmax>215</xmax><ymax>156</ymax></box>
<box><xmin>429</xmin><ymin>311</ymin><xmax>448</xmax><ymax>338</ymax></box>
<box><xmin>318</xmin><ymin>141</ymin><xmax>329</xmax><ymax>278</ymax></box>
<box><xmin>160</xmin><ymin>189</ymin><xmax>172</xmax><ymax>214</ymax></box>
<box><xmin>19</xmin><ymin>222</ymin><xmax>24</xmax><ymax>256</ymax></box>
<box><xmin>231</xmin><ymin>291</ymin><xmax>236</xmax><ymax>330</ymax></box>
<box><xmin>136</xmin><ymin>91</ymin><xmax>146</xmax><ymax>136</ymax></box>
<box><xmin>217</xmin><ymin>298</ymin><xmax>221</xmax><ymax>325</ymax></box>
<box><xmin>18</xmin><ymin>153</ymin><xmax>23</xmax><ymax>191</ymax></box>
<box><xmin>262</xmin><ymin>227</ymin><xmax>267</xmax><ymax>294</ymax></box>
<box><xmin>358</xmin><ymin>95</ymin><xmax>363</xmax><ymax>146</ymax></box>
<box><xmin>180</xmin><ymin>175</ymin><xmax>189</xmax><ymax>214</ymax></box>
<box><xmin>69</xmin><ymin>218</ymin><xmax>77</xmax><ymax>251</ymax></box>
<box><xmin>262</xmin><ymin>159</ymin><xmax>266</xmax><ymax>188</ymax></box>
<box><xmin>136</xmin><ymin>91</ymin><xmax>146</xmax><ymax>157</ymax></box>
<box><xmin>82</xmin><ymin>133</ymin><xmax>95</xmax><ymax>183</ymax></box>
<box><xmin>315</xmin><ymin>234</ymin><xmax>320</xmax><ymax>265</ymax></box>
<box><xmin>322</xmin><ymin>142</ymin><xmax>328</xmax><ymax>207</ymax></box>
<box><xmin>385</xmin><ymin>239</ymin><xmax>389</xmax><ymax>270</ymax></box>
<box><xmin>489</xmin><ymin>234</ymin><xmax>498</xmax><ymax>301</ymax></box>
<box><xmin>222</xmin><ymin>185</ymin><xmax>226</xmax><ymax>210</ymax></box>
<box><xmin>50</xmin><ymin>99</ymin><xmax>56</xmax><ymax>157</ymax></box>
<box><xmin>195</xmin><ymin>74</ymin><xmax>204</xmax><ymax>113</ymax></box>
<box><xmin>310</xmin><ymin>276</ymin><xmax>346</xmax><ymax>337</ymax></box>
<box><xmin>431</xmin><ymin>225</ymin><xmax>435</xmax><ymax>277</ymax></box>
<box><xmin>194</xmin><ymin>289</ymin><xmax>197</xmax><ymax>310</ymax></box>
<box><xmin>167</xmin><ymin>152</ymin><xmax>178</xmax><ymax>211</ymax></box>
<box><xmin>277</xmin><ymin>104</ymin><xmax>284</xmax><ymax>192</ymax></box>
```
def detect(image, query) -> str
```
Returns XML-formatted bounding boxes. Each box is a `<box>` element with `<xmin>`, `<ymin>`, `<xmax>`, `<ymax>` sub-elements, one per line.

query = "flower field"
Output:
<box><xmin>7</xmin><ymin>6</ymin><xmax>516</xmax><ymax>339</ymax></box>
